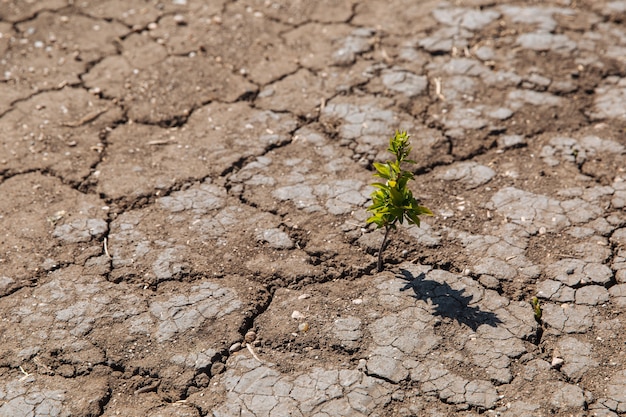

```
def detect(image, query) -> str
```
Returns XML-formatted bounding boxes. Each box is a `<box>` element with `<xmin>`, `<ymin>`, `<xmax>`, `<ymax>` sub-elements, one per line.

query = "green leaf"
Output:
<box><xmin>389</xmin><ymin>187</ymin><xmax>405</xmax><ymax>207</ymax></box>
<box><xmin>366</xmin><ymin>214</ymin><xmax>384</xmax><ymax>226</ymax></box>
<box><xmin>371</xmin><ymin>182</ymin><xmax>389</xmax><ymax>190</ymax></box>
<box><xmin>373</xmin><ymin>162</ymin><xmax>391</xmax><ymax>179</ymax></box>
<box><xmin>398</xmin><ymin>174</ymin><xmax>412</xmax><ymax>190</ymax></box>
<box><xmin>413</xmin><ymin>205</ymin><xmax>433</xmax><ymax>216</ymax></box>
<box><xmin>406</xmin><ymin>211</ymin><xmax>421</xmax><ymax>226</ymax></box>
<box><xmin>389</xmin><ymin>206</ymin><xmax>403</xmax><ymax>221</ymax></box>
<box><xmin>388</xmin><ymin>161</ymin><xmax>402</xmax><ymax>177</ymax></box>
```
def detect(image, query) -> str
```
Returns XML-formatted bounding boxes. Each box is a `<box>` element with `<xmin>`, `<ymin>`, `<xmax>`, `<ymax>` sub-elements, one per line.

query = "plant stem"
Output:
<box><xmin>377</xmin><ymin>225</ymin><xmax>392</xmax><ymax>272</ymax></box>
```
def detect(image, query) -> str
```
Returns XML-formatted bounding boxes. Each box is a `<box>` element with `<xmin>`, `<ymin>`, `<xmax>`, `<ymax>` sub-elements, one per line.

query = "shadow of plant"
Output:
<box><xmin>398</xmin><ymin>268</ymin><xmax>502</xmax><ymax>331</ymax></box>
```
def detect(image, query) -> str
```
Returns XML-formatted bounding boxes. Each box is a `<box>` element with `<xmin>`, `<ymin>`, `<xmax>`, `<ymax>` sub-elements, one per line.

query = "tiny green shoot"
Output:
<box><xmin>366</xmin><ymin>131</ymin><xmax>432</xmax><ymax>272</ymax></box>
<box><xmin>531</xmin><ymin>296</ymin><xmax>542</xmax><ymax>323</ymax></box>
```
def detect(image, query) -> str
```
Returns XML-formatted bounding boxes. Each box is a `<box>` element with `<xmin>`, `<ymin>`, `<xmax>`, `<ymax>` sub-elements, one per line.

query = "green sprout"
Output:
<box><xmin>366</xmin><ymin>131</ymin><xmax>433</xmax><ymax>272</ymax></box>
<box><xmin>531</xmin><ymin>296</ymin><xmax>542</xmax><ymax>323</ymax></box>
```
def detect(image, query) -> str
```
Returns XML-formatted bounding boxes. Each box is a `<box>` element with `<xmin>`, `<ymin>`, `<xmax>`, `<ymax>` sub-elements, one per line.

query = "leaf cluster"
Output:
<box><xmin>366</xmin><ymin>131</ymin><xmax>432</xmax><ymax>229</ymax></box>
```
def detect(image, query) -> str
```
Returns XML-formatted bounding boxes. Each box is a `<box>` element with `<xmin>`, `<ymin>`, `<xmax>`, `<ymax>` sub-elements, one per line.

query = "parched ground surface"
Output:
<box><xmin>1</xmin><ymin>0</ymin><xmax>626</xmax><ymax>416</ymax></box>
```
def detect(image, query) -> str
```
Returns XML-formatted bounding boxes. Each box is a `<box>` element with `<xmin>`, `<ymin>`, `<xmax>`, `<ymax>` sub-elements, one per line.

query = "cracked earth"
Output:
<box><xmin>1</xmin><ymin>0</ymin><xmax>626</xmax><ymax>416</ymax></box>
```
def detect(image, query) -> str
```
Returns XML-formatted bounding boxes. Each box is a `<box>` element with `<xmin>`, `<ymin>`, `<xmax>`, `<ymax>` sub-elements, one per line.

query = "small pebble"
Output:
<box><xmin>291</xmin><ymin>310</ymin><xmax>305</xmax><ymax>320</ymax></box>
<box><xmin>229</xmin><ymin>342</ymin><xmax>241</xmax><ymax>353</ymax></box>
<box><xmin>210</xmin><ymin>362</ymin><xmax>225</xmax><ymax>375</ymax></box>
<box><xmin>298</xmin><ymin>294</ymin><xmax>311</xmax><ymax>300</ymax></box>
<box><xmin>298</xmin><ymin>322</ymin><xmax>309</xmax><ymax>332</ymax></box>
<box><xmin>244</xmin><ymin>331</ymin><xmax>257</xmax><ymax>343</ymax></box>
<box><xmin>551</xmin><ymin>357</ymin><xmax>564</xmax><ymax>368</ymax></box>
<box><xmin>352</xmin><ymin>298</ymin><xmax>363</xmax><ymax>305</ymax></box>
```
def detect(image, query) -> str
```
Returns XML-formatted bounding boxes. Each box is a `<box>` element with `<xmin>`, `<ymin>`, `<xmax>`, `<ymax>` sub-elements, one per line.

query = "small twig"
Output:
<box><xmin>104</xmin><ymin>237</ymin><xmax>111</xmax><ymax>259</ymax></box>
<box><xmin>61</xmin><ymin>108</ymin><xmax>108</xmax><ymax>127</ymax></box>
<box><xmin>434</xmin><ymin>77</ymin><xmax>445</xmax><ymax>101</ymax></box>
<box><xmin>381</xmin><ymin>48</ymin><xmax>393</xmax><ymax>65</ymax></box>
<box><xmin>134</xmin><ymin>380</ymin><xmax>160</xmax><ymax>395</ymax></box>
<box><xmin>246</xmin><ymin>343</ymin><xmax>263</xmax><ymax>364</ymax></box>
<box><xmin>33</xmin><ymin>357</ymin><xmax>53</xmax><ymax>375</ymax></box>
<box><xmin>147</xmin><ymin>139</ymin><xmax>176</xmax><ymax>146</ymax></box>
<box><xmin>19</xmin><ymin>366</ymin><xmax>31</xmax><ymax>381</ymax></box>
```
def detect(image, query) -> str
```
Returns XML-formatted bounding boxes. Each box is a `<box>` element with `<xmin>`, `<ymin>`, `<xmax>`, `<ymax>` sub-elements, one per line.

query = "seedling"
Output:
<box><xmin>531</xmin><ymin>296</ymin><xmax>542</xmax><ymax>323</ymax></box>
<box><xmin>367</xmin><ymin>131</ymin><xmax>432</xmax><ymax>272</ymax></box>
